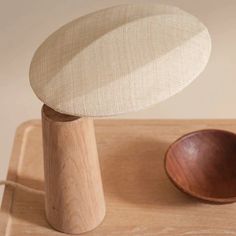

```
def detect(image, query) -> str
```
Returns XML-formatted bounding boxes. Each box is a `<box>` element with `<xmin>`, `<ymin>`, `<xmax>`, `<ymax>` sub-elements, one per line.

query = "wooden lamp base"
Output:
<box><xmin>41</xmin><ymin>105</ymin><xmax>106</xmax><ymax>234</ymax></box>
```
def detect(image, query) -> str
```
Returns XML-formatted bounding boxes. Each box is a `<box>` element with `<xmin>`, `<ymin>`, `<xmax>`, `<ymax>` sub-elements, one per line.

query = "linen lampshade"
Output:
<box><xmin>29</xmin><ymin>4</ymin><xmax>211</xmax><ymax>116</ymax></box>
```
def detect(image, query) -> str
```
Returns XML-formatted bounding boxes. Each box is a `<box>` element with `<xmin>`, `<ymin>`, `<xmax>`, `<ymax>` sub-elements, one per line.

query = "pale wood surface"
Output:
<box><xmin>42</xmin><ymin>105</ymin><xmax>105</xmax><ymax>234</ymax></box>
<box><xmin>1</xmin><ymin>119</ymin><xmax>236</xmax><ymax>236</ymax></box>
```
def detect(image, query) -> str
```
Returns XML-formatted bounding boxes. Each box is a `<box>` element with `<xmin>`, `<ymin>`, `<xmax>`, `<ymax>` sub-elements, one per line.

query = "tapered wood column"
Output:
<box><xmin>41</xmin><ymin>105</ymin><xmax>105</xmax><ymax>234</ymax></box>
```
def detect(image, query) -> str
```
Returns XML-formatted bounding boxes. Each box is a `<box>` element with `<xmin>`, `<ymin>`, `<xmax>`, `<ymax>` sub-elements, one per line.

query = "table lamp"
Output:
<box><xmin>29</xmin><ymin>4</ymin><xmax>211</xmax><ymax>234</ymax></box>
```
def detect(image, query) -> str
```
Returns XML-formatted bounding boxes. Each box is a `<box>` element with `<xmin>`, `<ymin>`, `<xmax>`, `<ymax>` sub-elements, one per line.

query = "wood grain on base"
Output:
<box><xmin>42</xmin><ymin>105</ymin><xmax>105</xmax><ymax>234</ymax></box>
<box><xmin>2</xmin><ymin>119</ymin><xmax>236</xmax><ymax>236</ymax></box>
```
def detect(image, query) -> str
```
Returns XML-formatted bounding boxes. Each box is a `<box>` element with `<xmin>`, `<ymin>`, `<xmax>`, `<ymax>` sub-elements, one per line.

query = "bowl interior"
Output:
<box><xmin>165</xmin><ymin>130</ymin><xmax>236</xmax><ymax>202</ymax></box>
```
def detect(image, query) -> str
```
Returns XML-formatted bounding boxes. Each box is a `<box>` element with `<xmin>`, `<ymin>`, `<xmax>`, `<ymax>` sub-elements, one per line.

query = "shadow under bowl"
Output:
<box><xmin>165</xmin><ymin>129</ymin><xmax>236</xmax><ymax>203</ymax></box>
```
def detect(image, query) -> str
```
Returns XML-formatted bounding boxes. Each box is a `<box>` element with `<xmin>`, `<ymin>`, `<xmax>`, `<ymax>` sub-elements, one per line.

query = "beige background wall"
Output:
<box><xmin>0</xmin><ymin>0</ymin><xmax>236</xmax><ymax>200</ymax></box>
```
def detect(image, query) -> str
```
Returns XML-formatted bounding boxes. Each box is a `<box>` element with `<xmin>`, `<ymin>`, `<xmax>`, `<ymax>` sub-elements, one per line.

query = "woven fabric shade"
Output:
<box><xmin>29</xmin><ymin>4</ymin><xmax>211</xmax><ymax>117</ymax></box>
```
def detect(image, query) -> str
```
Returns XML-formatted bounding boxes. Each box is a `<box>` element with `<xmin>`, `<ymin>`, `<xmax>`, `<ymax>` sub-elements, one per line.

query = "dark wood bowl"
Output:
<box><xmin>165</xmin><ymin>129</ymin><xmax>236</xmax><ymax>203</ymax></box>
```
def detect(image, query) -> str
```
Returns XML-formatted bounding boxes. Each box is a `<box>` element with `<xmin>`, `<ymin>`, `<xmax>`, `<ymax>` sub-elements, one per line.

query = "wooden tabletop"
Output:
<box><xmin>1</xmin><ymin>119</ymin><xmax>236</xmax><ymax>236</ymax></box>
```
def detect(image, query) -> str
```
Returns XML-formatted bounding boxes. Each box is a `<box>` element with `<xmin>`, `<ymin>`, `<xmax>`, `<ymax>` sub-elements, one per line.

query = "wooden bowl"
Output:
<box><xmin>165</xmin><ymin>129</ymin><xmax>236</xmax><ymax>203</ymax></box>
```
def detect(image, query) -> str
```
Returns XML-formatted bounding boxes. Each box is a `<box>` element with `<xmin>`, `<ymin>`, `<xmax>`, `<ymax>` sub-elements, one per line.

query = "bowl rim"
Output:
<box><xmin>164</xmin><ymin>128</ymin><xmax>236</xmax><ymax>203</ymax></box>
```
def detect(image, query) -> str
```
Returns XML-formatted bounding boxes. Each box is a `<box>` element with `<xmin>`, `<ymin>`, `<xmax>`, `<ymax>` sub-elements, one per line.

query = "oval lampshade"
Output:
<box><xmin>29</xmin><ymin>4</ymin><xmax>211</xmax><ymax>116</ymax></box>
